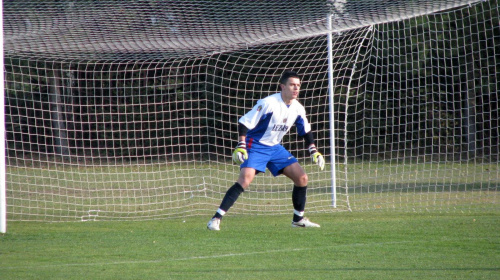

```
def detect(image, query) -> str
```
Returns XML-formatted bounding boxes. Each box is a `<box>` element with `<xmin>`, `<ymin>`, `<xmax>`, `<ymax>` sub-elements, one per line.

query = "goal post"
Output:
<box><xmin>0</xmin><ymin>0</ymin><xmax>6</xmax><ymax>233</ymax></box>
<box><xmin>2</xmin><ymin>0</ymin><xmax>498</xmax><ymax>223</ymax></box>
<box><xmin>327</xmin><ymin>11</ymin><xmax>337</xmax><ymax>208</ymax></box>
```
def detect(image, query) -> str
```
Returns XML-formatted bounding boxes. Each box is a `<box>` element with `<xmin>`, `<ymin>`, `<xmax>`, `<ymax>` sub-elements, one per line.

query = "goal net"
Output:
<box><xmin>3</xmin><ymin>0</ymin><xmax>498</xmax><ymax>221</ymax></box>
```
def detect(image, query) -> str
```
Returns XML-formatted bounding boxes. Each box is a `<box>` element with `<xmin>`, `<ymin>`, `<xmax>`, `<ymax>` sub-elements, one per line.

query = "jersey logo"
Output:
<box><xmin>257</xmin><ymin>105</ymin><xmax>262</xmax><ymax>111</ymax></box>
<box><xmin>283</xmin><ymin>118</ymin><xmax>287</xmax><ymax>123</ymax></box>
<box><xmin>272</xmin><ymin>124</ymin><xmax>289</xmax><ymax>132</ymax></box>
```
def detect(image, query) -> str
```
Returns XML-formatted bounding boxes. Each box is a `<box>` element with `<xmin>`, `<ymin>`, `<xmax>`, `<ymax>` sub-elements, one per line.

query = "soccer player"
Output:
<box><xmin>207</xmin><ymin>70</ymin><xmax>325</xmax><ymax>231</ymax></box>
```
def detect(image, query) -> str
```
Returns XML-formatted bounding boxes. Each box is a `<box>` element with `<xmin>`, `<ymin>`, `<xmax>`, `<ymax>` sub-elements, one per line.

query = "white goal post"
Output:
<box><xmin>1</xmin><ymin>0</ymin><xmax>6</xmax><ymax>233</ymax></box>
<box><xmin>1</xmin><ymin>0</ymin><xmax>498</xmax><ymax>225</ymax></box>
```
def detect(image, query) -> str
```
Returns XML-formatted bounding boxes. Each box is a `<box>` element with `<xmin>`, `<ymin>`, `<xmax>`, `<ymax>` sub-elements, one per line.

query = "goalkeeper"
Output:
<box><xmin>207</xmin><ymin>70</ymin><xmax>325</xmax><ymax>230</ymax></box>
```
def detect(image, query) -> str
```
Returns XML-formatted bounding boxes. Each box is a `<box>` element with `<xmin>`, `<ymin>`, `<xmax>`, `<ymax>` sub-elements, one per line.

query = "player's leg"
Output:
<box><xmin>282</xmin><ymin>163</ymin><xmax>308</xmax><ymax>221</ymax></box>
<box><xmin>207</xmin><ymin>167</ymin><xmax>256</xmax><ymax>230</ymax></box>
<box><xmin>217</xmin><ymin>167</ymin><xmax>256</xmax><ymax>217</ymax></box>
<box><xmin>282</xmin><ymin>162</ymin><xmax>308</xmax><ymax>187</ymax></box>
<box><xmin>282</xmin><ymin>163</ymin><xmax>320</xmax><ymax>228</ymax></box>
<box><xmin>265</xmin><ymin>146</ymin><xmax>316</xmax><ymax>225</ymax></box>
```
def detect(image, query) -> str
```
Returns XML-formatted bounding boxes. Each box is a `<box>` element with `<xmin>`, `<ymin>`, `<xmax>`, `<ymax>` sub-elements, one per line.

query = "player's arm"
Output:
<box><xmin>302</xmin><ymin>131</ymin><xmax>325</xmax><ymax>171</ymax></box>
<box><xmin>232</xmin><ymin>123</ymin><xmax>248</xmax><ymax>164</ymax></box>
<box><xmin>296</xmin><ymin>108</ymin><xmax>325</xmax><ymax>170</ymax></box>
<box><xmin>233</xmin><ymin>99</ymin><xmax>269</xmax><ymax>164</ymax></box>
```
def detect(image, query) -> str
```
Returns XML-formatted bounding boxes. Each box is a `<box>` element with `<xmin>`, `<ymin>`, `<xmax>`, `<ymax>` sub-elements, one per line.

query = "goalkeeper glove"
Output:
<box><xmin>308</xmin><ymin>144</ymin><xmax>325</xmax><ymax>170</ymax></box>
<box><xmin>232</xmin><ymin>141</ymin><xmax>248</xmax><ymax>164</ymax></box>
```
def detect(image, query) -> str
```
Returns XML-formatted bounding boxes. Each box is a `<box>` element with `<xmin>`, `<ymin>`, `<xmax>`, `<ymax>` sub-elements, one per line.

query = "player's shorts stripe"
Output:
<box><xmin>247</xmin><ymin>138</ymin><xmax>254</xmax><ymax>149</ymax></box>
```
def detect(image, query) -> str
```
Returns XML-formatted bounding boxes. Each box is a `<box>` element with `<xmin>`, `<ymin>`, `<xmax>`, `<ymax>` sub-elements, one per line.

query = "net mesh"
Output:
<box><xmin>4</xmin><ymin>0</ymin><xmax>483</xmax><ymax>60</ymax></box>
<box><xmin>3</xmin><ymin>0</ymin><xmax>498</xmax><ymax>221</ymax></box>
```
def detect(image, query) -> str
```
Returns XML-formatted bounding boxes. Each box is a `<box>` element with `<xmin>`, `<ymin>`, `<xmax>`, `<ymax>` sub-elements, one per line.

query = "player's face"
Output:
<box><xmin>280</xmin><ymin>77</ymin><xmax>301</xmax><ymax>105</ymax></box>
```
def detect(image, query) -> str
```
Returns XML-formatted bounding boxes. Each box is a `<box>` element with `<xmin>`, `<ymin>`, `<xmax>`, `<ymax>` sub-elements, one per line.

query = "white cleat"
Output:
<box><xmin>207</xmin><ymin>218</ymin><xmax>221</xmax><ymax>231</ymax></box>
<box><xmin>291</xmin><ymin>217</ymin><xmax>320</xmax><ymax>228</ymax></box>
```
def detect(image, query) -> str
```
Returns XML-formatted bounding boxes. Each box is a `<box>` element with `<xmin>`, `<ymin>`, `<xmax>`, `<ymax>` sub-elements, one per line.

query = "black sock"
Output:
<box><xmin>213</xmin><ymin>182</ymin><xmax>245</xmax><ymax>219</ymax></box>
<box><xmin>292</xmin><ymin>185</ymin><xmax>307</xmax><ymax>222</ymax></box>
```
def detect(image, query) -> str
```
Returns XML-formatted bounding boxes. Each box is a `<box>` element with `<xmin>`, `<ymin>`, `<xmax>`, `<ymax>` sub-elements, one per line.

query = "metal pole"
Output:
<box><xmin>0</xmin><ymin>0</ymin><xmax>7</xmax><ymax>233</ymax></box>
<box><xmin>327</xmin><ymin>13</ymin><xmax>337</xmax><ymax>208</ymax></box>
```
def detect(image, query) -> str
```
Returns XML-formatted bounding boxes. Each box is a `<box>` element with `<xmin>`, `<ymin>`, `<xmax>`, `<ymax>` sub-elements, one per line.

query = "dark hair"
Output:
<box><xmin>279</xmin><ymin>70</ymin><xmax>300</xmax><ymax>85</ymax></box>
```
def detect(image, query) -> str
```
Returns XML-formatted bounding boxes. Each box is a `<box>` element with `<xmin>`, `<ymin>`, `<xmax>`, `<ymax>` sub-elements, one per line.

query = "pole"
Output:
<box><xmin>0</xmin><ymin>0</ymin><xmax>7</xmax><ymax>233</ymax></box>
<box><xmin>327</xmin><ymin>13</ymin><xmax>337</xmax><ymax>208</ymax></box>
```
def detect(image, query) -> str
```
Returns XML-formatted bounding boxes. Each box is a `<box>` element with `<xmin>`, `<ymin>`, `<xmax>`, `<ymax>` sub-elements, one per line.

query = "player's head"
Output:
<box><xmin>279</xmin><ymin>70</ymin><xmax>301</xmax><ymax>104</ymax></box>
<box><xmin>279</xmin><ymin>70</ymin><xmax>301</xmax><ymax>86</ymax></box>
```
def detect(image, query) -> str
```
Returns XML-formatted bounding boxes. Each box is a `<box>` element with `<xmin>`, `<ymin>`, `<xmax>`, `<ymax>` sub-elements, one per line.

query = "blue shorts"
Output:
<box><xmin>240</xmin><ymin>140</ymin><xmax>298</xmax><ymax>177</ymax></box>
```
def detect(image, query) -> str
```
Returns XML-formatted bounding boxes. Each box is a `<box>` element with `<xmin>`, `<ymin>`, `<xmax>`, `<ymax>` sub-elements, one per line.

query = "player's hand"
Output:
<box><xmin>232</xmin><ymin>141</ymin><xmax>248</xmax><ymax>164</ymax></box>
<box><xmin>308</xmin><ymin>144</ymin><xmax>325</xmax><ymax>170</ymax></box>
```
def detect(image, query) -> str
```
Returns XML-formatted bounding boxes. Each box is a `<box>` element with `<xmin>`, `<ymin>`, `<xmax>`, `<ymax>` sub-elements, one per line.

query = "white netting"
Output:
<box><xmin>3</xmin><ymin>0</ymin><xmax>498</xmax><ymax>221</ymax></box>
<box><xmin>4</xmin><ymin>0</ymin><xmax>483</xmax><ymax>60</ymax></box>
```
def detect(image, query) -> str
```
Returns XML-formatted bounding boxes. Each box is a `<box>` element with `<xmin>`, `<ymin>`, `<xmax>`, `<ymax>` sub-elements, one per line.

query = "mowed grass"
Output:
<box><xmin>1</xmin><ymin>212</ymin><xmax>499</xmax><ymax>280</ymax></box>
<box><xmin>6</xmin><ymin>161</ymin><xmax>499</xmax><ymax>220</ymax></box>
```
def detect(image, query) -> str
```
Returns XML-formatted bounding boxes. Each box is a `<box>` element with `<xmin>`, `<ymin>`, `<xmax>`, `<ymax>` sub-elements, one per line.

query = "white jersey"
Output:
<box><xmin>239</xmin><ymin>92</ymin><xmax>311</xmax><ymax>146</ymax></box>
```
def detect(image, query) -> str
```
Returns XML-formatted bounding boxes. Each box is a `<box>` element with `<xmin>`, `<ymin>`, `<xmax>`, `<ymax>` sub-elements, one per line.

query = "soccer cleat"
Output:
<box><xmin>207</xmin><ymin>217</ymin><xmax>221</xmax><ymax>231</ymax></box>
<box><xmin>291</xmin><ymin>217</ymin><xmax>320</xmax><ymax>228</ymax></box>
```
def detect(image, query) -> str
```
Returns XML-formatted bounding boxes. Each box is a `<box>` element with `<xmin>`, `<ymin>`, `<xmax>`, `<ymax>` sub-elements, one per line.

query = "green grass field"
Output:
<box><xmin>1</xmin><ymin>212</ymin><xmax>499</xmax><ymax>280</ymax></box>
<box><xmin>6</xmin><ymin>161</ymin><xmax>499</xmax><ymax>220</ymax></box>
<box><xmin>3</xmin><ymin>161</ymin><xmax>499</xmax><ymax>278</ymax></box>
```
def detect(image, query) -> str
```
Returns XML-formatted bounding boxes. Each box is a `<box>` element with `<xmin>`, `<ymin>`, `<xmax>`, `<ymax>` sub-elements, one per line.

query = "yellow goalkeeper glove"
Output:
<box><xmin>308</xmin><ymin>144</ymin><xmax>325</xmax><ymax>170</ymax></box>
<box><xmin>232</xmin><ymin>141</ymin><xmax>248</xmax><ymax>164</ymax></box>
